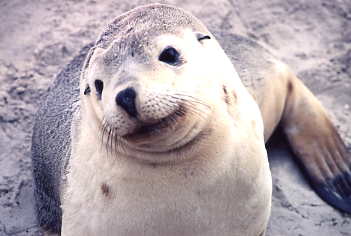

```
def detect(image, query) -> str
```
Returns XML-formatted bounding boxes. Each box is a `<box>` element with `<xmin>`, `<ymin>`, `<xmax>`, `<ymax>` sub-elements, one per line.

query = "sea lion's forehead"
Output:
<box><xmin>95</xmin><ymin>4</ymin><xmax>208</xmax><ymax>50</ymax></box>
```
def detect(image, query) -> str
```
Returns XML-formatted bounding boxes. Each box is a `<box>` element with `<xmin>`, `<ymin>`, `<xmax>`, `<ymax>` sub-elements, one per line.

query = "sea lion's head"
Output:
<box><xmin>80</xmin><ymin>4</ymin><xmax>262</xmax><ymax>163</ymax></box>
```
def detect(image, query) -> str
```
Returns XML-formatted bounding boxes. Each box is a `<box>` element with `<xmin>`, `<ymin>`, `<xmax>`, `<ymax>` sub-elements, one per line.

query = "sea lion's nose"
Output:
<box><xmin>116</xmin><ymin>87</ymin><xmax>137</xmax><ymax>117</ymax></box>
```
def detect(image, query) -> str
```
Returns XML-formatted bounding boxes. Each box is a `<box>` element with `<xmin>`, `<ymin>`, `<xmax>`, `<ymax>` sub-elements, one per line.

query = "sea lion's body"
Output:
<box><xmin>31</xmin><ymin>4</ymin><xmax>351</xmax><ymax>236</ymax></box>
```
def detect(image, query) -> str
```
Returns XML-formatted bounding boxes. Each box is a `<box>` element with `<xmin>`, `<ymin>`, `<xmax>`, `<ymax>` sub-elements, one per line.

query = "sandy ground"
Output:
<box><xmin>0</xmin><ymin>0</ymin><xmax>350</xmax><ymax>235</ymax></box>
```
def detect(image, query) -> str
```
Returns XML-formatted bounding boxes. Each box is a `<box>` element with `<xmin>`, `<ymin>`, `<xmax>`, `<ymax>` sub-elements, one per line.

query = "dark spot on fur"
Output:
<box><xmin>101</xmin><ymin>183</ymin><xmax>110</xmax><ymax>197</ymax></box>
<box><xmin>287</xmin><ymin>81</ymin><xmax>293</xmax><ymax>95</ymax></box>
<box><xmin>84</xmin><ymin>85</ymin><xmax>91</xmax><ymax>95</ymax></box>
<box><xmin>223</xmin><ymin>85</ymin><xmax>228</xmax><ymax>95</ymax></box>
<box><xmin>223</xmin><ymin>85</ymin><xmax>230</xmax><ymax>104</ymax></box>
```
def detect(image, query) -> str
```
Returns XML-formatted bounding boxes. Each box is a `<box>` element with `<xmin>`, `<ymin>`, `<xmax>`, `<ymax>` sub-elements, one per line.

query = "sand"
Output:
<box><xmin>0</xmin><ymin>0</ymin><xmax>350</xmax><ymax>235</ymax></box>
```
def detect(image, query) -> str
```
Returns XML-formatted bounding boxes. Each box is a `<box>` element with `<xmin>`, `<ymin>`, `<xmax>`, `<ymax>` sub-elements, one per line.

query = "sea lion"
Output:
<box><xmin>31</xmin><ymin>3</ymin><xmax>351</xmax><ymax>236</ymax></box>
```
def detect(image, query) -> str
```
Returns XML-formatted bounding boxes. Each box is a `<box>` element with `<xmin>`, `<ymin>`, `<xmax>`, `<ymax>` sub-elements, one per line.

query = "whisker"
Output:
<box><xmin>168</xmin><ymin>97</ymin><xmax>211</xmax><ymax>116</ymax></box>
<box><xmin>167</xmin><ymin>94</ymin><xmax>210</xmax><ymax>109</ymax></box>
<box><xmin>173</xmin><ymin>93</ymin><xmax>211</xmax><ymax>108</ymax></box>
<box><xmin>99</xmin><ymin>119</ymin><xmax>108</xmax><ymax>152</ymax></box>
<box><xmin>162</xmin><ymin>93</ymin><xmax>210</xmax><ymax>122</ymax></box>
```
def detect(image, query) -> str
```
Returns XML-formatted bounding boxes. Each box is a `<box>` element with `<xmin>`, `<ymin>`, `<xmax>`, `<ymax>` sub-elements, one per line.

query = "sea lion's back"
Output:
<box><xmin>31</xmin><ymin>44</ymin><xmax>91</xmax><ymax>234</ymax></box>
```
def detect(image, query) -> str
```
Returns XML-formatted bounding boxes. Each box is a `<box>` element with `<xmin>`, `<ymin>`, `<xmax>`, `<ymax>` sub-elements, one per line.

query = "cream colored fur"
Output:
<box><xmin>61</xmin><ymin>27</ymin><xmax>272</xmax><ymax>236</ymax></box>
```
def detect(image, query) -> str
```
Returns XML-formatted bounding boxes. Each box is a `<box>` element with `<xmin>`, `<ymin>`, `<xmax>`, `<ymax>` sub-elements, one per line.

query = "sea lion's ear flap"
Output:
<box><xmin>196</xmin><ymin>32</ymin><xmax>211</xmax><ymax>42</ymax></box>
<box><xmin>80</xmin><ymin>46</ymin><xmax>107</xmax><ymax>96</ymax></box>
<box><xmin>80</xmin><ymin>46</ymin><xmax>106</xmax><ymax>81</ymax></box>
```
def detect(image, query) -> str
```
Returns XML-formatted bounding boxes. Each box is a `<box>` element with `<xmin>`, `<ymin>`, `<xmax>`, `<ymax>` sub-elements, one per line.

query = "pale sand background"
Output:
<box><xmin>0</xmin><ymin>0</ymin><xmax>350</xmax><ymax>235</ymax></box>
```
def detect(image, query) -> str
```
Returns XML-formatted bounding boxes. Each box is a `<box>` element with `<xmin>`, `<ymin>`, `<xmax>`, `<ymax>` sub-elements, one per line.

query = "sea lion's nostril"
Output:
<box><xmin>116</xmin><ymin>87</ymin><xmax>138</xmax><ymax>117</ymax></box>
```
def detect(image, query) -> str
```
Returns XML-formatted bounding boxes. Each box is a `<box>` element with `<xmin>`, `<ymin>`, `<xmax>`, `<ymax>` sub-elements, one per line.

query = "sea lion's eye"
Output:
<box><xmin>95</xmin><ymin>80</ymin><xmax>104</xmax><ymax>98</ymax></box>
<box><xmin>159</xmin><ymin>47</ymin><xmax>181</xmax><ymax>66</ymax></box>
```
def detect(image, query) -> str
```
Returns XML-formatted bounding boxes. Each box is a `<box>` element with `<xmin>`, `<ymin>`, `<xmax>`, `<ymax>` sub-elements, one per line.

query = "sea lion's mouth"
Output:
<box><xmin>124</xmin><ymin>106</ymin><xmax>185</xmax><ymax>140</ymax></box>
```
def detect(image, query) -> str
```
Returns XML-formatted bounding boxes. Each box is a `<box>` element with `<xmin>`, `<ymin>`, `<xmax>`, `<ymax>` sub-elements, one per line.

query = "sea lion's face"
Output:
<box><xmin>82</xmin><ymin>9</ymin><xmax>241</xmax><ymax>162</ymax></box>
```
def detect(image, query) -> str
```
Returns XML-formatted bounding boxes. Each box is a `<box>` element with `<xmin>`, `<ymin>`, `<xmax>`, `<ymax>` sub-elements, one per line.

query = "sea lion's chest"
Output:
<box><xmin>62</xmin><ymin>146</ymin><xmax>271</xmax><ymax>236</ymax></box>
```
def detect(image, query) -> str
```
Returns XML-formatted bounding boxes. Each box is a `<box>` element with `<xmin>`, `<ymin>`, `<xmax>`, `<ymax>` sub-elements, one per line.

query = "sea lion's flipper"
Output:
<box><xmin>222</xmin><ymin>33</ymin><xmax>351</xmax><ymax>213</ymax></box>
<box><xmin>282</xmin><ymin>74</ymin><xmax>351</xmax><ymax>213</ymax></box>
